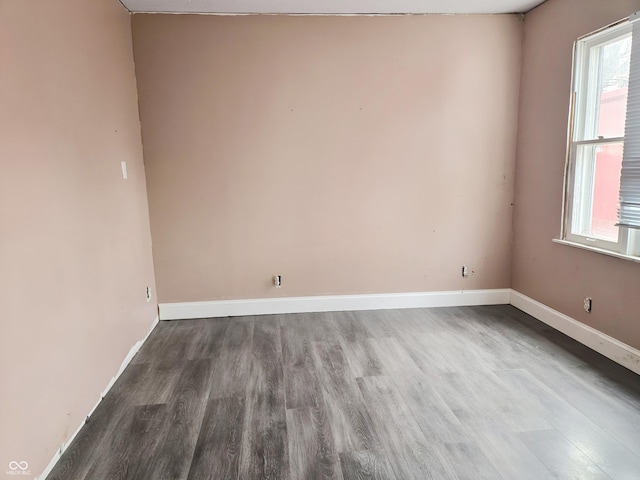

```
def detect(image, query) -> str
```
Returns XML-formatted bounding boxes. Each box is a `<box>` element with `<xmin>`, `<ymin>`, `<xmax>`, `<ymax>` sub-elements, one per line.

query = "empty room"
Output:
<box><xmin>3</xmin><ymin>0</ymin><xmax>640</xmax><ymax>478</ymax></box>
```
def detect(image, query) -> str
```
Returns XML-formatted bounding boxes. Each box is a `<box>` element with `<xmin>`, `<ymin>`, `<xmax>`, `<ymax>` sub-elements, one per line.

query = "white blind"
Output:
<box><xmin>619</xmin><ymin>17</ymin><xmax>640</xmax><ymax>229</ymax></box>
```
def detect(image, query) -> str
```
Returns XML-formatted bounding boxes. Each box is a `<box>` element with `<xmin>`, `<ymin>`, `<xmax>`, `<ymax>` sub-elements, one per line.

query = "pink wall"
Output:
<box><xmin>0</xmin><ymin>0</ymin><xmax>157</xmax><ymax>476</ymax></box>
<box><xmin>513</xmin><ymin>0</ymin><xmax>640</xmax><ymax>349</ymax></box>
<box><xmin>132</xmin><ymin>14</ymin><xmax>523</xmax><ymax>303</ymax></box>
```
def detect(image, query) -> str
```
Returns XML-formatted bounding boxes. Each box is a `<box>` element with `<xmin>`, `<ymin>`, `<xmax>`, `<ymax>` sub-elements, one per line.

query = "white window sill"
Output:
<box><xmin>552</xmin><ymin>238</ymin><xmax>640</xmax><ymax>263</ymax></box>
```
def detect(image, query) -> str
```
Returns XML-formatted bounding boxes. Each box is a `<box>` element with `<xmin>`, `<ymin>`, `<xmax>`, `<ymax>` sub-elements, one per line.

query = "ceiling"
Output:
<box><xmin>121</xmin><ymin>0</ymin><xmax>547</xmax><ymax>15</ymax></box>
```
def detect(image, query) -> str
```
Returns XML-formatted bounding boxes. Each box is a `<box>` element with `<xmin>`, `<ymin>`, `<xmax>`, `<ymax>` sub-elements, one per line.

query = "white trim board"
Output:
<box><xmin>510</xmin><ymin>291</ymin><xmax>640</xmax><ymax>376</ymax></box>
<box><xmin>160</xmin><ymin>289</ymin><xmax>640</xmax><ymax>376</ymax></box>
<box><xmin>38</xmin><ymin>316</ymin><xmax>159</xmax><ymax>480</ymax></box>
<box><xmin>159</xmin><ymin>289</ymin><xmax>512</xmax><ymax>320</ymax></box>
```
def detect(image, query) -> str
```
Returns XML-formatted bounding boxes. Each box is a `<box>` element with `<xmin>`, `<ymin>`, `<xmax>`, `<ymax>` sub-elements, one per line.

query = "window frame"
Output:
<box><xmin>562</xmin><ymin>19</ymin><xmax>640</xmax><ymax>258</ymax></box>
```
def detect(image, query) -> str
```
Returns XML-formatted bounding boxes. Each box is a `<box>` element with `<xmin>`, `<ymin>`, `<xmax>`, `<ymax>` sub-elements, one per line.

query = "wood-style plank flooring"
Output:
<box><xmin>47</xmin><ymin>305</ymin><xmax>640</xmax><ymax>479</ymax></box>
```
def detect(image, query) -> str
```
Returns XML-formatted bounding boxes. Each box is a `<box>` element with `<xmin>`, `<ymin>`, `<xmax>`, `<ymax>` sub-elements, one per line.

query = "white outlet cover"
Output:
<box><xmin>121</xmin><ymin>161</ymin><xmax>128</xmax><ymax>180</ymax></box>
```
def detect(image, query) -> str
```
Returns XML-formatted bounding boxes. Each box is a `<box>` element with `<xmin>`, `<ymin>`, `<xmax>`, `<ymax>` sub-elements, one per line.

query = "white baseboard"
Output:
<box><xmin>159</xmin><ymin>289</ymin><xmax>512</xmax><ymax>320</ymax></box>
<box><xmin>160</xmin><ymin>289</ymin><xmax>640</xmax><ymax>375</ymax></box>
<box><xmin>510</xmin><ymin>291</ymin><xmax>640</xmax><ymax>375</ymax></box>
<box><xmin>38</xmin><ymin>315</ymin><xmax>159</xmax><ymax>480</ymax></box>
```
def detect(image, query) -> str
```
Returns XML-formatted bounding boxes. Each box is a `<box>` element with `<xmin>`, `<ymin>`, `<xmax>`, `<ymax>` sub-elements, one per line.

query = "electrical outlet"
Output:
<box><xmin>462</xmin><ymin>266</ymin><xmax>469</xmax><ymax>278</ymax></box>
<box><xmin>274</xmin><ymin>275</ymin><xmax>282</xmax><ymax>288</ymax></box>
<box><xmin>584</xmin><ymin>297</ymin><xmax>592</xmax><ymax>313</ymax></box>
<box><xmin>146</xmin><ymin>286</ymin><xmax>151</xmax><ymax>302</ymax></box>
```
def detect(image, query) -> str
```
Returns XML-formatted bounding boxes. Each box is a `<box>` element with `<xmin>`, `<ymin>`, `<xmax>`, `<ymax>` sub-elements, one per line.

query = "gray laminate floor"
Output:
<box><xmin>47</xmin><ymin>305</ymin><xmax>640</xmax><ymax>479</ymax></box>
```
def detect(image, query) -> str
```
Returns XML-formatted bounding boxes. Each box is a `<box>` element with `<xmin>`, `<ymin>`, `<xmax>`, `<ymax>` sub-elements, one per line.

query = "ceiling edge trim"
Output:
<box><xmin>128</xmin><ymin>11</ymin><xmax>524</xmax><ymax>16</ymax></box>
<box><xmin>118</xmin><ymin>0</ymin><xmax>133</xmax><ymax>13</ymax></box>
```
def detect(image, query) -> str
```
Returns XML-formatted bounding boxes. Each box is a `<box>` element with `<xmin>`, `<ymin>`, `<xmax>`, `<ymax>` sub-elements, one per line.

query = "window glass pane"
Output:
<box><xmin>583</xmin><ymin>34</ymin><xmax>631</xmax><ymax>140</ymax></box>
<box><xmin>572</xmin><ymin>143</ymin><xmax>622</xmax><ymax>242</ymax></box>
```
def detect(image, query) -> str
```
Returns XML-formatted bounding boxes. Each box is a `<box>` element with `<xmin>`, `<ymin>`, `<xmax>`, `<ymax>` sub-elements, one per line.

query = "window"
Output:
<box><xmin>563</xmin><ymin>16</ymin><xmax>640</xmax><ymax>258</ymax></box>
